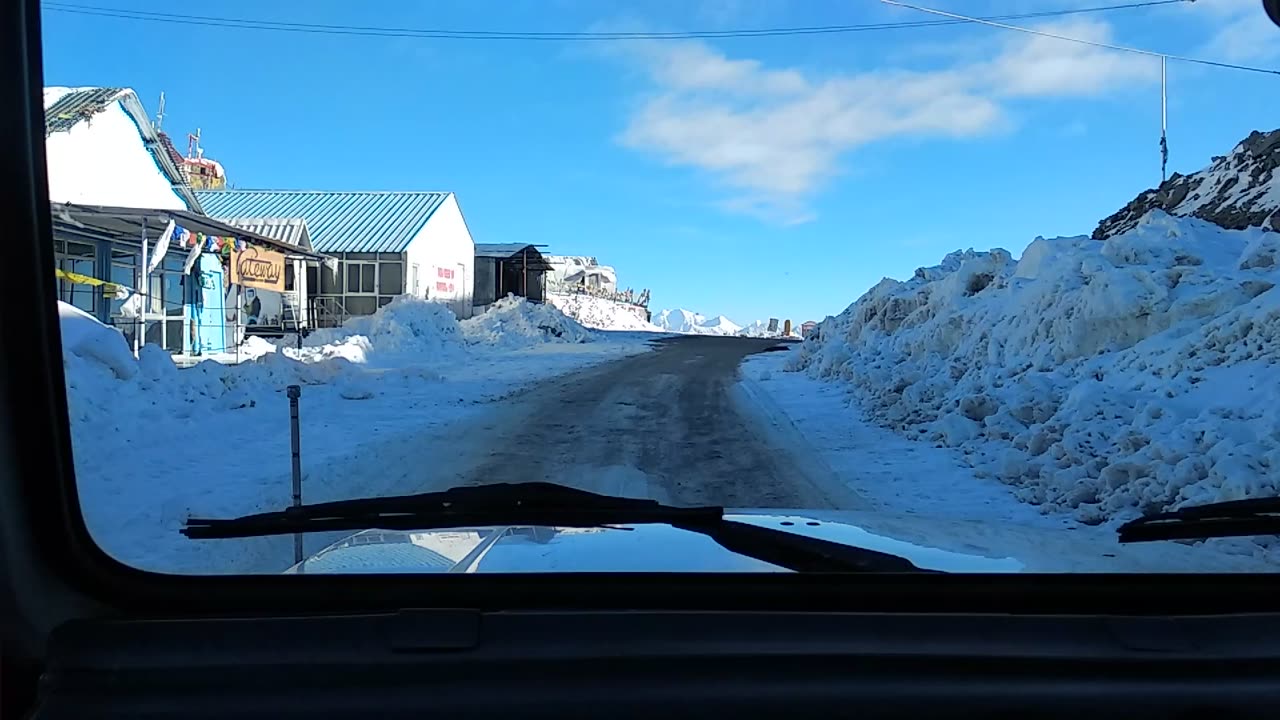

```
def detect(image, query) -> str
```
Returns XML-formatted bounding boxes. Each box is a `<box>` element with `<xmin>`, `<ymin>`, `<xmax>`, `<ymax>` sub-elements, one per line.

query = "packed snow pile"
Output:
<box><xmin>461</xmin><ymin>295</ymin><xmax>594</xmax><ymax>347</ymax></box>
<box><xmin>61</xmin><ymin>296</ymin><xmax>596</xmax><ymax>435</ymax></box>
<box><xmin>60</xmin><ymin>301</ymin><xmax>354</xmax><ymax>437</ymax></box>
<box><xmin>288</xmin><ymin>296</ymin><xmax>465</xmax><ymax>366</ymax></box>
<box><xmin>790</xmin><ymin>211</ymin><xmax>1280</xmax><ymax>526</ymax></box>
<box><xmin>1096</xmin><ymin>128</ymin><xmax>1280</xmax><ymax>239</ymax></box>
<box><xmin>546</xmin><ymin>291</ymin><xmax>663</xmax><ymax>332</ymax></box>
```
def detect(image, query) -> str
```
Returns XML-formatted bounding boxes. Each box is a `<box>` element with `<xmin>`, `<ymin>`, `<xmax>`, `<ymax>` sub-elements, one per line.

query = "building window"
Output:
<box><xmin>344</xmin><ymin>296</ymin><xmax>377</xmax><ymax>315</ymax></box>
<box><xmin>379</xmin><ymin>262</ymin><xmax>403</xmax><ymax>295</ymax></box>
<box><xmin>321</xmin><ymin>264</ymin><xmax>341</xmax><ymax>294</ymax></box>
<box><xmin>345</xmin><ymin>262</ymin><xmax>376</xmax><ymax>294</ymax></box>
<box><xmin>54</xmin><ymin>240</ymin><xmax>97</xmax><ymax>313</ymax></box>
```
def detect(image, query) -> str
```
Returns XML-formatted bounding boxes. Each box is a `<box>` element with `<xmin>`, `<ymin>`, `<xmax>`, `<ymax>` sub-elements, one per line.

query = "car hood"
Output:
<box><xmin>284</xmin><ymin>509</ymin><xmax>1027</xmax><ymax>574</ymax></box>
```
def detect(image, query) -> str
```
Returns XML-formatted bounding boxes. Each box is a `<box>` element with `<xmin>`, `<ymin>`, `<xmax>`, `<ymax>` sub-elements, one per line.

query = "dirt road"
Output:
<box><xmin>454</xmin><ymin>336</ymin><xmax>862</xmax><ymax>509</ymax></box>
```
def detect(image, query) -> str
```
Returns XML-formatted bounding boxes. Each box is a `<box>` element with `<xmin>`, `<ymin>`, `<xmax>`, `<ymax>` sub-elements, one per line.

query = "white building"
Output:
<box><xmin>44</xmin><ymin>86</ymin><xmax>199</xmax><ymax>211</ymax></box>
<box><xmin>545</xmin><ymin>255</ymin><xmax>617</xmax><ymax>294</ymax></box>
<box><xmin>197</xmin><ymin>190</ymin><xmax>477</xmax><ymax>322</ymax></box>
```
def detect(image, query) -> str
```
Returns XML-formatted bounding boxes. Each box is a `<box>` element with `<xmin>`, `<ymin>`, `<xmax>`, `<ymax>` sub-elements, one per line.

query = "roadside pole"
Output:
<box><xmin>136</xmin><ymin>219</ymin><xmax>147</xmax><ymax>357</ymax></box>
<box><xmin>287</xmin><ymin>385</ymin><xmax>303</xmax><ymax>565</ymax></box>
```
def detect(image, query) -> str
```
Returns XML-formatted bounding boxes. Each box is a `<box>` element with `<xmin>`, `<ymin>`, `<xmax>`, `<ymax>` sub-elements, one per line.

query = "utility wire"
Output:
<box><xmin>882</xmin><ymin>0</ymin><xmax>1280</xmax><ymax>75</ymax></box>
<box><xmin>40</xmin><ymin>0</ymin><xmax>1187</xmax><ymax>40</ymax></box>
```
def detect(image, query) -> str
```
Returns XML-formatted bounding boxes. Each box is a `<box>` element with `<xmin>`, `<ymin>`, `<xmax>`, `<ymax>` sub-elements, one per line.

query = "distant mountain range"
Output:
<box><xmin>651</xmin><ymin>309</ymin><xmax>800</xmax><ymax>338</ymax></box>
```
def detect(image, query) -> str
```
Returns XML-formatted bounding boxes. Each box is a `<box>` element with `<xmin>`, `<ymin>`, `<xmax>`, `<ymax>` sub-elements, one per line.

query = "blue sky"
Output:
<box><xmin>40</xmin><ymin>0</ymin><xmax>1280</xmax><ymax>323</ymax></box>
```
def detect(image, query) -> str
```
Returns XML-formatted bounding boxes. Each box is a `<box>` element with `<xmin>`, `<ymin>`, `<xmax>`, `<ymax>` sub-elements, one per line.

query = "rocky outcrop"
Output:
<box><xmin>1094</xmin><ymin>129</ymin><xmax>1280</xmax><ymax>239</ymax></box>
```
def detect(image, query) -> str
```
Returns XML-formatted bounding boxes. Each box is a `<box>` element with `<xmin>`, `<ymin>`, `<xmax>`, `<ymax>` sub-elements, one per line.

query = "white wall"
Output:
<box><xmin>404</xmin><ymin>193</ymin><xmax>475</xmax><ymax>319</ymax></box>
<box><xmin>44</xmin><ymin>95</ymin><xmax>187</xmax><ymax>210</ymax></box>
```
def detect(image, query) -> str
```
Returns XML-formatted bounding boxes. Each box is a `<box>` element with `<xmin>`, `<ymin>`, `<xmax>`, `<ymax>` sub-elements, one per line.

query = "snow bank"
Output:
<box><xmin>789</xmin><ymin>212</ymin><xmax>1280</xmax><ymax>526</ymax></box>
<box><xmin>462</xmin><ymin>295</ymin><xmax>594</xmax><ymax>347</ymax></box>
<box><xmin>546</xmin><ymin>292</ymin><xmax>662</xmax><ymax>332</ymax></box>
<box><xmin>288</xmin><ymin>296</ymin><xmax>465</xmax><ymax>366</ymax></box>
<box><xmin>62</xmin><ymin>296</ymin><xmax>596</xmax><ymax>439</ymax></box>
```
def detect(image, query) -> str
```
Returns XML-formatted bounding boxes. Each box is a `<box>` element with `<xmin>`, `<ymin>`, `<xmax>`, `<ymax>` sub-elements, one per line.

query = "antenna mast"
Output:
<box><xmin>155</xmin><ymin>91</ymin><xmax>165</xmax><ymax>131</ymax></box>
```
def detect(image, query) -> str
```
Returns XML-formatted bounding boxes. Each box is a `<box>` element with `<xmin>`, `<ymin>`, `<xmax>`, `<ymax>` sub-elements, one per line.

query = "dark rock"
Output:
<box><xmin>1093</xmin><ymin>128</ymin><xmax>1280</xmax><ymax>240</ymax></box>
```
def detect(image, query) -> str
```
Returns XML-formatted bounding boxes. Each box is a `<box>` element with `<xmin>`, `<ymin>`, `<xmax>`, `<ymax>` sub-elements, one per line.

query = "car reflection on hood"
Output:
<box><xmin>284</xmin><ymin>511</ymin><xmax>1024</xmax><ymax>574</ymax></box>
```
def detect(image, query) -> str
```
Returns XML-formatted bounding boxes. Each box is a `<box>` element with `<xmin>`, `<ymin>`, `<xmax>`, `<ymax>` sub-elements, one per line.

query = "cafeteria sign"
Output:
<box><xmin>230</xmin><ymin>245</ymin><xmax>286</xmax><ymax>292</ymax></box>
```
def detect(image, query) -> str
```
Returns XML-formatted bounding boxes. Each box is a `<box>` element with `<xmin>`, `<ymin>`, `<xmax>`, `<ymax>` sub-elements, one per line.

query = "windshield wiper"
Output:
<box><xmin>1117</xmin><ymin>496</ymin><xmax>1280</xmax><ymax>543</ymax></box>
<box><xmin>183</xmin><ymin>482</ymin><xmax>930</xmax><ymax>573</ymax></box>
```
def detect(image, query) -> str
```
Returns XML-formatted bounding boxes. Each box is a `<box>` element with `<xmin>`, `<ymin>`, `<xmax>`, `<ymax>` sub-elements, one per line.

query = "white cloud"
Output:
<box><xmin>1195</xmin><ymin>0</ymin><xmax>1280</xmax><ymax>63</ymax></box>
<box><xmin>617</xmin><ymin>18</ymin><xmax>1160</xmax><ymax>220</ymax></box>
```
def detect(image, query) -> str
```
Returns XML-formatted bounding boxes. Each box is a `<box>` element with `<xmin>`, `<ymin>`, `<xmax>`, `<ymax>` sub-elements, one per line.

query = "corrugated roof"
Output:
<box><xmin>217</xmin><ymin>217</ymin><xmax>314</xmax><ymax>251</ymax></box>
<box><xmin>474</xmin><ymin>243</ymin><xmax>544</xmax><ymax>258</ymax></box>
<box><xmin>44</xmin><ymin>87</ymin><xmax>125</xmax><ymax>135</ymax></box>
<box><xmin>43</xmin><ymin>86</ymin><xmax>202</xmax><ymax>212</ymax></box>
<box><xmin>196</xmin><ymin>190</ymin><xmax>450</xmax><ymax>253</ymax></box>
<box><xmin>475</xmin><ymin>243</ymin><xmax>554</xmax><ymax>270</ymax></box>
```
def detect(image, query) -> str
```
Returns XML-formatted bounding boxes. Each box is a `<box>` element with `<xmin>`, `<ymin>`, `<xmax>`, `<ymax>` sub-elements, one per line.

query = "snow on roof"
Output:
<box><xmin>42</xmin><ymin>86</ymin><xmax>197</xmax><ymax>211</ymax></box>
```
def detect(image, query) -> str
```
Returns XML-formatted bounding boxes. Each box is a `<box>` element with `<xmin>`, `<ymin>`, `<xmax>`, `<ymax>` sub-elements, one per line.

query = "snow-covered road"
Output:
<box><xmin>446</xmin><ymin>336</ymin><xmax>867</xmax><ymax>509</ymax></box>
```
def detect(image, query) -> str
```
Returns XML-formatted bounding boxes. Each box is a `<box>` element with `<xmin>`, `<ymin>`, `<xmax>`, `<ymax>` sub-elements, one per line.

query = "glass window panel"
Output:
<box><xmin>344</xmin><ymin>296</ymin><xmax>376</xmax><ymax>315</ymax></box>
<box><xmin>165</xmin><ymin>320</ymin><xmax>183</xmax><ymax>353</ymax></box>
<box><xmin>321</xmin><ymin>264</ymin><xmax>341</xmax><ymax>294</ymax></box>
<box><xmin>148</xmin><ymin>275</ymin><xmax>163</xmax><ymax>314</ymax></box>
<box><xmin>378</xmin><ymin>263</ymin><xmax>403</xmax><ymax>295</ymax></box>
<box><xmin>164</xmin><ymin>272</ymin><xmax>184</xmax><ymax>316</ymax></box>
<box><xmin>361</xmin><ymin>264</ymin><xmax>375</xmax><ymax>293</ymax></box>
<box><xmin>346</xmin><ymin>264</ymin><xmax>362</xmax><ymax>293</ymax></box>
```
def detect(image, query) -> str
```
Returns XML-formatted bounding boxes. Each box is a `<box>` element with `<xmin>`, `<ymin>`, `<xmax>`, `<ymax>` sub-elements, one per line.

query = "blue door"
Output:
<box><xmin>187</xmin><ymin>254</ymin><xmax>228</xmax><ymax>355</ymax></box>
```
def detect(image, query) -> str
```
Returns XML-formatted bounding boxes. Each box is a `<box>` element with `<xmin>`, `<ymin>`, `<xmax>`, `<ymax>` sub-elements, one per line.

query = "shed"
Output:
<box><xmin>473</xmin><ymin>244</ymin><xmax>552</xmax><ymax>310</ymax></box>
<box><xmin>197</xmin><ymin>190</ymin><xmax>476</xmax><ymax>320</ymax></box>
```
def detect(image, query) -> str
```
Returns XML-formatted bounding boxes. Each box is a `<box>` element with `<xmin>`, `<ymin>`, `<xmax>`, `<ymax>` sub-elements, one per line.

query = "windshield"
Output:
<box><xmin>41</xmin><ymin>0</ymin><xmax>1280</xmax><ymax>575</ymax></box>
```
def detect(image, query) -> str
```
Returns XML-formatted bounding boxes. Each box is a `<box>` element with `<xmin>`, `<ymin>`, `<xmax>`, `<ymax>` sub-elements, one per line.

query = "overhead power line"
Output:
<box><xmin>40</xmin><ymin>0</ymin><xmax>1188</xmax><ymax>40</ymax></box>
<box><xmin>881</xmin><ymin>0</ymin><xmax>1280</xmax><ymax>75</ymax></box>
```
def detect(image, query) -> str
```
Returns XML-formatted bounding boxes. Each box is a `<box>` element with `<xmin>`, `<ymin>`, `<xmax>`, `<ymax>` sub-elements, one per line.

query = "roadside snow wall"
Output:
<box><xmin>789</xmin><ymin>212</ymin><xmax>1280</xmax><ymax>525</ymax></box>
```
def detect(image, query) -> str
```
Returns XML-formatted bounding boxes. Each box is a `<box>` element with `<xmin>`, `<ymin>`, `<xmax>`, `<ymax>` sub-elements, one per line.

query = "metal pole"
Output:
<box><xmin>287</xmin><ymin>384</ymin><xmax>303</xmax><ymax>565</ymax></box>
<box><xmin>137</xmin><ymin>219</ymin><xmax>147</xmax><ymax>357</ymax></box>
<box><xmin>1160</xmin><ymin>55</ymin><xmax>1168</xmax><ymax>183</ymax></box>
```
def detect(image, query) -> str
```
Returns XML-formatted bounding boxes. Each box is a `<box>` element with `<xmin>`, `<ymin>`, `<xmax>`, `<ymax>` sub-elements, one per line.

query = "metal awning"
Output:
<box><xmin>50</xmin><ymin>203</ymin><xmax>330</xmax><ymax>262</ymax></box>
<box><xmin>473</xmin><ymin>243</ymin><xmax>554</xmax><ymax>271</ymax></box>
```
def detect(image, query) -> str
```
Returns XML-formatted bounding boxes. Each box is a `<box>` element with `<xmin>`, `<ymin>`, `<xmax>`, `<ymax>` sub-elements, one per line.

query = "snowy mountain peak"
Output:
<box><xmin>702</xmin><ymin>315</ymin><xmax>742</xmax><ymax>333</ymax></box>
<box><xmin>653</xmin><ymin>308</ymin><xmax>708</xmax><ymax>333</ymax></box>
<box><xmin>1094</xmin><ymin>127</ymin><xmax>1280</xmax><ymax>239</ymax></box>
